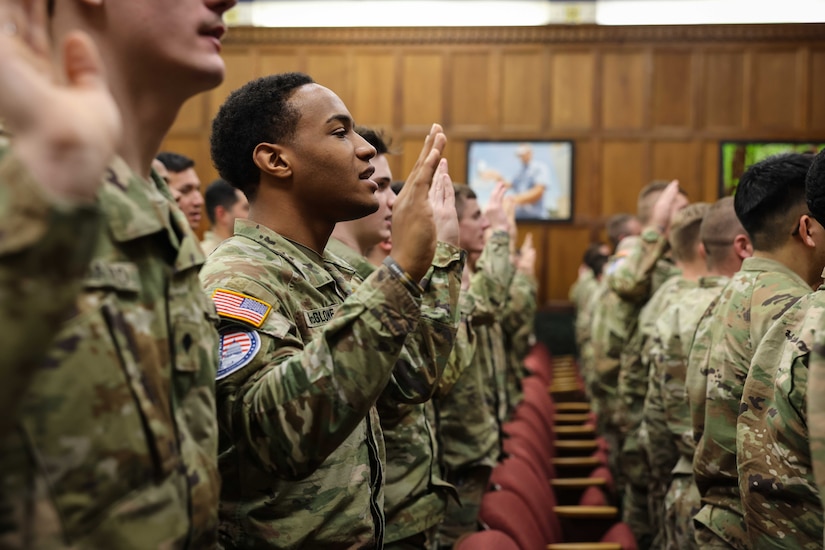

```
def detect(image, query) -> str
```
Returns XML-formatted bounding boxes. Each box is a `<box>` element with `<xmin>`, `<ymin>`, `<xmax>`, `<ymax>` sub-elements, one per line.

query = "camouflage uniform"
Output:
<box><xmin>591</xmin><ymin>227</ymin><xmax>676</xmax><ymax>547</ymax></box>
<box><xmin>807</xmin><ymin>305</ymin><xmax>825</xmax><ymax>545</ymax></box>
<box><xmin>0</xmin><ymin>150</ymin><xmax>100</xmax><ymax>436</ymax></box>
<box><xmin>738</xmin><ymin>289</ymin><xmax>825</xmax><ymax>549</ymax></box>
<box><xmin>200</xmin><ymin>219</ymin><xmax>462</xmax><ymax>549</ymax></box>
<box><xmin>0</xmin><ymin>156</ymin><xmax>221</xmax><ymax>548</ymax></box>
<box><xmin>500</xmin><ymin>271</ymin><xmax>538</xmax><ymax>418</ymax></box>
<box><xmin>644</xmin><ymin>275</ymin><xmax>728</xmax><ymax>550</ymax></box>
<box><xmin>617</xmin><ymin>273</ymin><xmax>686</xmax><ymax>546</ymax></box>
<box><xmin>570</xmin><ymin>268</ymin><xmax>597</xmax><ymax>312</ymax></box>
<box><xmin>686</xmin><ymin>256</ymin><xmax>810</xmax><ymax>549</ymax></box>
<box><xmin>327</xmin><ymin>238</ymin><xmax>462</xmax><ymax>547</ymax></box>
<box><xmin>436</xmin><ymin>230</ymin><xmax>513</xmax><ymax>548</ymax></box>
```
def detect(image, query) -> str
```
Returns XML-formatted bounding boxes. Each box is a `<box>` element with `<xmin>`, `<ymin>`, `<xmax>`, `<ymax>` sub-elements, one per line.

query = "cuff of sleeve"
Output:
<box><xmin>432</xmin><ymin>241</ymin><xmax>466</xmax><ymax>268</ymax></box>
<box><xmin>383</xmin><ymin>256</ymin><xmax>424</xmax><ymax>298</ymax></box>
<box><xmin>641</xmin><ymin>225</ymin><xmax>665</xmax><ymax>243</ymax></box>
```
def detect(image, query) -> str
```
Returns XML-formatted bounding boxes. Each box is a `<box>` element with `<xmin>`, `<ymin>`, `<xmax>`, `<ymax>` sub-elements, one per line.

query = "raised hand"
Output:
<box><xmin>0</xmin><ymin>0</ymin><xmax>121</xmax><ymax>202</ymax></box>
<box><xmin>390</xmin><ymin>123</ymin><xmax>446</xmax><ymax>281</ymax></box>
<box><xmin>484</xmin><ymin>180</ymin><xmax>510</xmax><ymax>233</ymax></box>
<box><xmin>650</xmin><ymin>180</ymin><xmax>687</xmax><ymax>232</ymax></box>
<box><xmin>429</xmin><ymin>158</ymin><xmax>459</xmax><ymax>248</ymax></box>
<box><xmin>517</xmin><ymin>233</ymin><xmax>537</xmax><ymax>278</ymax></box>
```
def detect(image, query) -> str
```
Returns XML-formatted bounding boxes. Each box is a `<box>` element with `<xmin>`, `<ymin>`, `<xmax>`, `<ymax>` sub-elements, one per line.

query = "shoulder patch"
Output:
<box><xmin>212</xmin><ymin>288</ymin><xmax>272</xmax><ymax>327</ymax></box>
<box><xmin>217</xmin><ymin>330</ymin><xmax>261</xmax><ymax>380</ymax></box>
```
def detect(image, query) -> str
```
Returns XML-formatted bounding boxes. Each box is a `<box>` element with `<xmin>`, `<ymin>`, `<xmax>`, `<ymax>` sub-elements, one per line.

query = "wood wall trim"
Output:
<box><xmin>225</xmin><ymin>24</ymin><xmax>825</xmax><ymax>46</ymax></box>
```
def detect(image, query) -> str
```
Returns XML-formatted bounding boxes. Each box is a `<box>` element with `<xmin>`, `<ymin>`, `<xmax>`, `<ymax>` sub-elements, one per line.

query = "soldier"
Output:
<box><xmin>0</xmin><ymin>0</ymin><xmax>238</xmax><ymax>547</ymax></box>
<box><xmin>627</xmin><ymin>202</ymin><xmax>709</xmax><ymax>546</ymax></box>
<box><xmin>204</xmin><ymin>73</ymin><xmax>454</xmax><ymax>548</ymax></box>
<box><xmin>737</xmin><ymin>148</ymin><xmax>825</xmax><ymax>548</ymax></box>
<box><xmin>0</xmin><ymin>0</ymin><xmax>120</xmax><ymax>434</ymax></box>
<box><xmin>156</xmin><ymin>151</ymin><xmax>206</xmax><ymax>232</ymax></box>
<box><xmin>328</xmin><ymin>126</ymin><xmax>465</xmax><ymax>550</ymax></box>
<box><xmin>644</xmin><ymin>197</ymin><xmax>751</xmax><ymax>549</ymax></box>
<box><xmin>435</xmin><ymin>183</ymin><xmax>514</xmax><ymax>549</ymax></box>
<box><xmin>686</xmin><ymin>153</ymin><xmax>818</xmax><ymax>549</ymax></box>
<box><xmin>590</xmin><ymin>180</ymin><xmax>687</xmax><ymax>548</ymax></box>
<box><xmin>202</xmin><ymin>179</ymin><xmax>249</xmax><ymax>255</ymax></box>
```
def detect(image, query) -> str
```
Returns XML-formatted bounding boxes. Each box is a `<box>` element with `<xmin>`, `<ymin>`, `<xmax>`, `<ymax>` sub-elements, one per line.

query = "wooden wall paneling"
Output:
<box><xmin>401</xmin><ymin>51</ymin><xmax>445</xmax><ymax>132</ymax></box>
<box><xmin>450</xmin><ymin>51</ymin><xmax>496</xmax><ymax>132</ymax></box>
<box><xmin>702</xmin><ymin>49</ymin><xmax>745</xmax><ymax>131</ymax></box>
<box><xmin>573</xmin><ymin>139</ymin><xmax>596</xmax><ymax>222</ymax></box>
<box><xmin>306</xmin><ymin>50</ymin><xmax>353</xmax><ymax>106</ymax></box>
<box><xmin>546</xmin><ymin>226</ymin><xmax>592</xmax><ymax>304</ymax></box>
<box><xmin>550</xmin><ymin>50</ymin><xmax>595</xmax><ymax>130</ymax></box>
<box><xmin>352</xmin><ymin>51</ymin><xmax>396</xmax><ymax>127</ymax></box>
<box><xmin>652</xmin><ymin>50</ymin><xmax>693</xmax><ymax>129</ymax></box>
<box><xmin>258</xmin><ymin>48</ymin><xmax>303</xmax><ymax>76</ymax></box>
<box><xmin>749</xmin><ymin>48</ymin><xmax>800</xmax><ymax>131</ymax></box>
<box><xmin>702</xmin><ymin>140</ymin><xmax>721</xmax><ymax>200</ymax></box>
<box><xmin>500</xmin><ymin>48</ymin><xmax>546</xmax><ymax>133</ymax></box>
<box><xmin>600</xmin><ymin>140</ymin><xmax>646</xmax><ymax>217</ymax></box>
<box><xmin>601</xmin><ymin>50</ymin><xmax>647</xmax><ymax>130</ymax></box>
<box><xmin>650</xmin><ymin>140</ymin><xmax>702</xmax><ymax>201</ymax></box>
<box><xmin>210</xmin><ymin>48</ymin><xmax>259</xmax><ymax>121</ymax></box>
<box><xmin>170</xmin><ymin>94</ymin><xmax>207</xmax><ymax>135</ymax></box>
<box><xmin>811</xmin><ymin>50</ymin><xmax>825</xmax><ymax>131</ymax></box>
<box><xmin>447</xmin><ymin>139</ymin><xmax>468</xmax><ymax>187</ymax></box>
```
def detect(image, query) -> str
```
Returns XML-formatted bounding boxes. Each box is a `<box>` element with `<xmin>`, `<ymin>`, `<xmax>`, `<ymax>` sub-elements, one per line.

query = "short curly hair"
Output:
<box><xmin>806</xmin><ymin>147</ymin><xmax>825</xmax><ymax>226</ymax></box>
<box><xmin>210</xmin><ymin>72</ymin><xmax>314</xmax><ymax>202</ymax></box>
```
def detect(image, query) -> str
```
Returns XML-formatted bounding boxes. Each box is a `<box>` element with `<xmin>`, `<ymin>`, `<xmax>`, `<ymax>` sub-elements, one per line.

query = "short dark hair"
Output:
<box><xmin>453</xmin><ymin>184</ymin><xmax>477</xmax><ymax>220</ymax></box>
<box><xmin>156</xmin><ymin>151</ymin><xmax>195</xmax><ymax>174</ymax></box>
<box><xmin>355</xmin><ymin>126</ymin><xmax>391</xmax><ymax>156</ymax></box>
<box><xmin>734</xmin><ymin>153</ymin><xmax>813</xmax><ymax>251</ymax></box>
<box><xmin>205</xmin><ymin>179</ymin><xmax>242</xmax><ymax>225</ymax></box>
<box><xmin>210</xmin><ymin>72</ymin><xmax>315</xmax><ymax>202</ymax></box>
<box><xmin>582</xmin><ymin>243</ymin><xmax>608</xmax><ymax>277</ymax></box>
<box><xmin>668</xmin><ymin>203</ymin><xmax>708</xmax><ymax>262</ymax></box>
<box><xmin>605</xmin><ymin>213</ymin><xmax>635</xmax><ymax>249</ymax></box>
<box><xmin>806</xmin><ymin>147</ymin><xmax>825</xmax><ymax>225</ymax></box>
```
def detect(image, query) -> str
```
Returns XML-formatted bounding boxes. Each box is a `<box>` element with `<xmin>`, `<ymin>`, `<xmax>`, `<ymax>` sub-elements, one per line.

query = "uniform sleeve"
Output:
<box><xmin>383</xmin><ymin>241</ymin><xmax>465</xmax><ymax>404</ymax></box>
<box><xmin>501</xmin><ymin>272</ymin><xmax>538</xmax><ymax>362</ymax></box>
<box><xmin>642</xmin><ymin>322</ymin><xmax>678</xmax><ymax>485</ymax></box>
<box><xmin>0</xmin><ymin>150</ymin><xmax>99</xmax><ymax>435</ymax></box>
<box><xmin>467</xmin><ymin>230</ymin><xmax>514</xmax><ymax>315</ymax></box>
<box><xmin>212</xmin><ymin>266</ymin><xmax>423</xmax><ymax>481</ymax></box>
<box><xmin>808</xmin><ymin>319</ymin><xmax>825</xmax><ymax>542</ymax></box>
<box><xmin>608</xmin><ymin>229</ymin><xmax>669</xmax><ymax>303</ymax></box>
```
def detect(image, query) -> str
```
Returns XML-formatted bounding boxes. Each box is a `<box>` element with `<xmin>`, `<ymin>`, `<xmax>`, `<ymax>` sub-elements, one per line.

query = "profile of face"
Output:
<box><xmin>349</xmin><ymin>154</ymin><xmax>395</xmax><ymax>248</ymax></box>
<box><xmin>95</xmin><ymin>0</ymin><xmax>238</xmax><ymax>92</ymax></box>
<box><xmin>168</xmin><ymin>167</ymin><xmax>205</xmax><ymax>230</ymax></box>
<box><xmin>459</xmin><ymin>198</ymin><xmax>491</xmax><ymax>255</ymax></box>
<box><xmin>284</xmin><ymin>84</ymin><xmax>378</xmax><ymax>222</ymax></box>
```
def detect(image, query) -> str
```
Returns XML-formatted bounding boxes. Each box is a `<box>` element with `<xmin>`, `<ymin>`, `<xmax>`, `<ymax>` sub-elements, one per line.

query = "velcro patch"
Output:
<box><xmin>304</xmin><ymin>306</ymin><xmax>339</xmax><ymax>328</ymax></box>
<box><xmin>212</xmin><ymin>288</ymin><xmax>272</xmax><ymax>328</ymax></box>
<box><xmin>216</xmin><ymin>330</ymin><xmax>261</xmax><ymax>380</ymax></box>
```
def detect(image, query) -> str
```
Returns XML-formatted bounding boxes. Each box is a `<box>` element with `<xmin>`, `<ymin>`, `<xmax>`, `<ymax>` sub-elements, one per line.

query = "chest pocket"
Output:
<box><xmin>19</xmin><ymin>260</ymin><xmax>180</xmax><ymax>541</ymax></box>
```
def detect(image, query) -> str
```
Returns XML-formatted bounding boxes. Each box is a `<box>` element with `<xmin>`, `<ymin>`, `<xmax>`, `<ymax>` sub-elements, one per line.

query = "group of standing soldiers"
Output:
<box><xmin>572</xmin><ymin>150</ymin><xmax>825</xmax><ymax>549</ymax></box>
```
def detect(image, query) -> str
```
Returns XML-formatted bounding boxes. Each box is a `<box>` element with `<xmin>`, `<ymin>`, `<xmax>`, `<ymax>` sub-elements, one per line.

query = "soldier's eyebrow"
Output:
<box><xmin>326</xmin><ymin>114</ymin><xmax>353</xmax><ymax>127</ymax></box>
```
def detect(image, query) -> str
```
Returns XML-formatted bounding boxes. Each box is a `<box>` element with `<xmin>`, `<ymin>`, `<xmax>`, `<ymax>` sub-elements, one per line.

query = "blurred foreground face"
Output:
<box><xmin>459</xmin><ymin>198</ymin><xmax>491</xmax><ymax>255</ymax></box>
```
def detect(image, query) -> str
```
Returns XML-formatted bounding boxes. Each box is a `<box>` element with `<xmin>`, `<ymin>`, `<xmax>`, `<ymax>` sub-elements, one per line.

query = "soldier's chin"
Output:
<box><xmin>341</xmin><ymin>200</ymin><xmax>380</xmax><ymax>222</ymax></box>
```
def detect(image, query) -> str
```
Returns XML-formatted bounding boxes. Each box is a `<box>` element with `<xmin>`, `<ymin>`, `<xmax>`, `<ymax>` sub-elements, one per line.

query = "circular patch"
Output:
<box><xmin>216</xmin><ymin>330</ymin><xmax>261</xmax><ymax>380</ymax></box>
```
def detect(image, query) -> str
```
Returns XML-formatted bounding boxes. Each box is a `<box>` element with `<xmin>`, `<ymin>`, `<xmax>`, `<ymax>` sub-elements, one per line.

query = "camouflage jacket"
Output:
<box><xmin>591</xmin><ymin>233</ymin><xmax>677</xmax><ymax>409</ymax></box>
<box><xmin>738</xmin><ymin>289</ymin><xmax>824</xmax><ymax>549</ymax></box>
<box><xmin>201</xmin><ymin>220</ymin><xmax>461</xmax><ymax>549</ymax></box>
<box><xmin>807</xmin><ymin>304</ymin><xmax>825</xmax><ymax>545</ymax></box>
<box><xmin>569</xmin><ymin>269</ymin><xmax>596</xmax><ymax>312</ymax></box>
<box><xmin>686</xmin><ymin>256</ymin><xmax>810</xmax><ymax>549</ymax></box>
<box><xmin>0</xmin><ymin>156</ymin><xmax>221</xmax><ymax>549</ymax></box>
<box><xmin>501</xmin><ymin>271</ymin><xmax>538</xmax><ymax>417</ymax></box>
<box><xmin>644</xmin><ymin>276</ymin><xmax>727</xmax><ymax>485</ymax></box>
<box><xmin>436</xmin><ymin>231</ymin><xmax>513</xmax><ymax>471</ymax></box>
<box><xmin>0</xmin><ymin>150</ymin><xmax>99</xmax><ymax>437</ymax></box>
<box><xmin>617</xmin><ymin>273</ymin><xmax>688</xmax><ymax>435</ymax></box>
<box><xmin>327</xmin><ymin>238</ymin><xmax>462</xmax><ymax>543</ymax></box>
<box><xmin>608</xmin><ymin>227</ymin><xmax>671</xmax><ymax>304</ymax></box>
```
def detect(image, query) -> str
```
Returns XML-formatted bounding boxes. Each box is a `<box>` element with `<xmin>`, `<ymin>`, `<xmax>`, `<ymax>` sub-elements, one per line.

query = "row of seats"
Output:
<box><xmin>456</xmin><ymin>343</ymin><xmax>638</xmax><ymax>550</ymax></box>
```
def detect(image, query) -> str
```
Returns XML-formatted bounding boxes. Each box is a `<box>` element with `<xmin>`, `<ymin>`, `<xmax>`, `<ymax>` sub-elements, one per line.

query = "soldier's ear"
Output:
<box><xmin>253</xmin><ymin>143</ymin><xmax>292</xmax><ymax>180</ymax></box>
<box><xmin>733</xmin><ymin>233</ymin><xmax>753</xmax><ymax>260</ymax></box>
<box><xmin>799</xmin><ymin>215</ymin><xmax>818</xmax><ymax>248</ymax></box>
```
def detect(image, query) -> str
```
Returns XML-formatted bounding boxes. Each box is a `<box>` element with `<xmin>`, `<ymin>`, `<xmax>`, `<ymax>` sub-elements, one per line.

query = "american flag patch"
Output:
<box><xmin>211</xmin><ymin>288</ymin><xmax>272</xmax><ymax>327</ymax></box>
